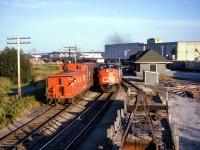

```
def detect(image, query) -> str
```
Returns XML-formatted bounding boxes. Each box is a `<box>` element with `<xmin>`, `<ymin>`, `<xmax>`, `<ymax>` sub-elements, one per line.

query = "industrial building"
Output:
<box><xmin>79</xmin><ymin>52</ymin><xmax>103</xmax><ymax>59</ymax></box>
<box><xmin>105</xmin><ymin>38</ymin><xmax>200</xmax><ymax>61</ymax></box>
<box><xmin>105</xmin><ymin>42</ymin><xmax>145</xmax><ymax>61</ymax></box>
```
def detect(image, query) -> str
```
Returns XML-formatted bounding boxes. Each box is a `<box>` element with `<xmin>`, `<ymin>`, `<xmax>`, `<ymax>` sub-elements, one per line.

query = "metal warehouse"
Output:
<box><xmin>105</xmin><ymin>38</ymin><xmax>200</xmax><ymax>61</ymax></box>
<box><xmin>105</xmin><ymin>42</ymin><xmax>146</xmax><ymax>61</ymax></box>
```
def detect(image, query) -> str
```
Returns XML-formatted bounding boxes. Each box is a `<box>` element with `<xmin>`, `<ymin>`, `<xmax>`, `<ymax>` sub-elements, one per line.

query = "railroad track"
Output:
<box><xmin>0</xmin><ymin>105</ymin><xmax>68</xmax><ymax>149</ymax></box>
<box><xmin>122</xmin><ymin>78</ymin><xmax>141</xmax><ymax>91</ymax></box>
<box><xmin>40</xmin><ymin>91</ymin><xmax>117</xmax><ymax>150</ymax></box>
<box><xmin>120</xmin><ymin>78</ymin><xmax>174</xmax><ymax>150</ymax></box>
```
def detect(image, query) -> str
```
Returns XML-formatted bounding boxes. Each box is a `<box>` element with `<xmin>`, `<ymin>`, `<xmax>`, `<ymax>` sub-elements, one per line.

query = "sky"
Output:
<box><xmin>0</xmin><ymin>0</ymin><xmax>200</xmax><ymax>54</ymax></box>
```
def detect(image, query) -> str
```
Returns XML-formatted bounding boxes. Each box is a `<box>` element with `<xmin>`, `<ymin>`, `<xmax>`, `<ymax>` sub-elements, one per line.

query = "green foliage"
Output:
<box><xmin>0</xmin><ymin>96</ymin><xmax>41</xmax><ymax>128</ymax></box>
<box><xmin>32</xmin><ymin>64</ymin><xmax>59</xmax><ymax>81</ymax></box>
<box><xmin>0</xmin><ymin>63</ymin><xmax>60</xmax><ymax>128</ymax></box>
<box><xmin>0</xmin><ymin>47</ymin><xmax>32</xmax><ymax>84</ymax></box>
<box><xmin>0</xmin><ymin>77</ymin><xmax>13</xmax><ymax>96</ymax></box>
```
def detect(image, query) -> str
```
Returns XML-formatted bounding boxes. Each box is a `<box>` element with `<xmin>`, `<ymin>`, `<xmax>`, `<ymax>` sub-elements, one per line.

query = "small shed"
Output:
<box><xmin>127</xmin><ymin>49</ymin><xmax>172</xmax><ymax>78</ymax></box>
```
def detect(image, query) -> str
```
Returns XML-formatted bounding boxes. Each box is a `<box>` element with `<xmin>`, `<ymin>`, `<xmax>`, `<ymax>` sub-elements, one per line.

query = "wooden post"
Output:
<box><xmin>117</xmin><ymin>110</ymin><xmax>121</xmax><ymax>118</ymax></box>
<box><xmin>166</xmin><ymin>91</ymin><xmax>169</xmax><ymax>114</ymax></box>
<box><xmin>111</xmin><ymin>125</ymin><xmax>114</xmax><ymax>139</ymax></box>
<box><xmin>124</xmin><ymin>98</ymin><xmax>127</xmax><ymax>114</ymax></box>
<box><xmin>127</xmin><ymin>88</ymin><xmax>130</xmax><ymax>106</ymax></box>
<box><xmin>175</xmin><ymin>135</ymin><xmax>179</xmax><ymax>150</ymax></box>
<box><xmin>114</xmin><ymin>121</ymin><xmax>118</xmax><ymax>132</ymax></box>
<box><xmin>121</xmin><ymin>109</ymin><xmax>124</xmax><ymax>118</ymax></box>
<box><xmin>107</xmin><ymin>128</ymin><xmax>111</xmax><ymax>139</ymax></box>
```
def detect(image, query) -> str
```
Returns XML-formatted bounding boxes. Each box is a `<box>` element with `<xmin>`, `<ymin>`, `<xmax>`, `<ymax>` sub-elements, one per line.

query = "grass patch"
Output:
<box><xmin>158</xmin><ymin>74</ymin><xmax>174</xmax><ymax>82</ymax></box>
<box><xmin>0</xmin><ymin>96</ymin><xmax>41</xmax><ymax>129</ymax></box>
<box><xmin>32</xmin><ymin>64</ymin><xmax>59</xmax><ymax>82</ymax></box>
<box><xmin>0</xmin><ymin>77</ymin><xmax>13</xmax><ymax>96</ymax></box>
<box><xmin>0</xmin><ymin>64</ymin><xmax>60</xmax><ymax>128</ymax></box>
<box><xmin>31</xmin><ymin>64</ymin><xmax>60</xmax><ymax>101</ymax></box>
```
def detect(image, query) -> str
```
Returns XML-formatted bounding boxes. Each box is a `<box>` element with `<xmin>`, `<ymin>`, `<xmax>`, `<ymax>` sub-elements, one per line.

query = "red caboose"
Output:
<box><xmin>46</xmin><ymin>63</ymin><xmax>96</xmax><ymax>104</ymax></box>
<box><xmin>98</xmin><ymin>63</ymin><xmax>121</xmax><ymax>92</ymax></box>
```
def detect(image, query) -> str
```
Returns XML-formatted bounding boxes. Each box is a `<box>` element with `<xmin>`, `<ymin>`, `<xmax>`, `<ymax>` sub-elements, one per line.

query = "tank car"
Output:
<box><xmin>98</xmin><ymin>63</ymin><xmax>121</xmax><ymax>92</ymax></box>
<box><xmin>46</xmin><ymin>62</ymin><xmax>96</xmax><ymax>105</ymax></box>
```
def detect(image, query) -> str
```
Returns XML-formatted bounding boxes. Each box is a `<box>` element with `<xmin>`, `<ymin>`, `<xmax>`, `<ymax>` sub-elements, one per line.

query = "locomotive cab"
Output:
<box><xmin>98</xmin><ymin>63</ymin><xmax>121</xmax><ymax>92</ymax></box>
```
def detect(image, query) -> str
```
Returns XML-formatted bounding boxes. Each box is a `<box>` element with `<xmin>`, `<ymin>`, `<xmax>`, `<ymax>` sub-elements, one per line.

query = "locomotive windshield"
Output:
<box><xmin>99</xmin><ymin>63</ymin><xmax>120</xmax><ymax>70</ymax></box>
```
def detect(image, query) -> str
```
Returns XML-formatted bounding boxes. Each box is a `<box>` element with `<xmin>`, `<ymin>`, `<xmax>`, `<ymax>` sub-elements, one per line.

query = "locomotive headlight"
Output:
<box><xmin>106</xmin><ymin>69</ymin><xmax>109</xmax><ymax>72</ymax></box>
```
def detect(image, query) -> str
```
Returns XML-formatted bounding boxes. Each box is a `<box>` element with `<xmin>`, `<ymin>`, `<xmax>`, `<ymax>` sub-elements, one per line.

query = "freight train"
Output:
<box><xmin>46</xmin><ymin>62</ymin><xmax>96</xmax><ymax>105</ymax></box>
<box><xmin>98</xmin><ymin>63</ymin><xmax>122</xmax><ymax>92</ymax></box>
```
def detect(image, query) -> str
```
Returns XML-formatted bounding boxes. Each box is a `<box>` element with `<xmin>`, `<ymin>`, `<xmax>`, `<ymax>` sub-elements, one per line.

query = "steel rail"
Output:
<box><xmin>0</xmin><ymin>105</ymin><xmax>68</xmax><ymax>149</ymax></box>
<box><xmin>121</xmin><ymin>79</ymin><xmax>159</xmax><ymax>150</ymax></box>
<box><xmin>40</xmin><ymin>92</ymin><xmax>115</xmax><ymax>150</ymax></box>
<box><xmin>15</xmin><ymin>105</ymin><xmax>68</xmax><ymax>149</ymax></box>
<box><xmin>64</xmin><ymin>92</ymin><xmax>114</xmax><ymax>150</ymax></box>
<box><xmin>0</xmin><ymin>106</ymin><xmax>54</xmax><ymax>142</ymax></box>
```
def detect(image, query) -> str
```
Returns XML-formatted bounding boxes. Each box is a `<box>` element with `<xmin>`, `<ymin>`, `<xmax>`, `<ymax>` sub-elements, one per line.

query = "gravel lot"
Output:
<box><xmin>124</xmin><ymin>74</ymin><xmax>200</xmax><ymax>150</ymax></box>
<box><xmin>168</xmin><ymin>93</ymin><xmax>200</xmax><ymax>150</ymax></box>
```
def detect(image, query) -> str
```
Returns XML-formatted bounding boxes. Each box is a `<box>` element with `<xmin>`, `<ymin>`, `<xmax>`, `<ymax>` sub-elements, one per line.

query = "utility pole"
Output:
<box><xmin>91</xmin><ymin>49</ymin><xmax>93</xmax><ymax>62</ymax></box>
<box><xmin>7</xmin><ymin>37</ymin><xmax>31</xmax><ymax>98</ymax></box>
<box><xmin>63</xmin><ymin>45</ymin><xmax>77</xmax><ymax>63</ymax></box>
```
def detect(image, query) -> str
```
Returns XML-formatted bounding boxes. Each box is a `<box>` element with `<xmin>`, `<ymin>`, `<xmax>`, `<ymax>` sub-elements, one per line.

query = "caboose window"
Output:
<box><xmin>59</xmin><ymin>87</ymin><xmax>64</xmax><ymax>95</ymax></box>
<box><xmin>58</xmin><ymin>78</ymin><xmax>62</xmax><ymax>85</ymax></box>
<box><xmin>76</xmin><ymin>65</ymin><xmax>81</xmax><ymax>70</ymax></box>
<box><xmin>62</xmin><ymin>65</ymin><xmax>65</xmax><ymax>71</ymax></box>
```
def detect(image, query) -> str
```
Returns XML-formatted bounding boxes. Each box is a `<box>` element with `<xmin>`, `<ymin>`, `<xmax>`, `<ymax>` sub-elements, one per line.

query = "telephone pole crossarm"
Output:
<box><xmin>7</xmin><ymin>36</ymin><xmax>31</xmax><ymax>98</ymax></box>
<box><xmin>63</xmin><ymin>45</ymin><xmax>77</xmax><ymax>62</ymax></box>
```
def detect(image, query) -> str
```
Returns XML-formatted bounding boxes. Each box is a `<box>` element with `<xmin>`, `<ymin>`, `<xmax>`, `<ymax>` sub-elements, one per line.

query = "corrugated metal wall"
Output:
<box><xmin>105</xmin><ymin>43</ymin><xmax>145</xmax><ymax>60</ymax></box>
<box><xmin>105</xmin><ymin>41</ymin><xmax>200</xmax><ymax>61</ymax></box>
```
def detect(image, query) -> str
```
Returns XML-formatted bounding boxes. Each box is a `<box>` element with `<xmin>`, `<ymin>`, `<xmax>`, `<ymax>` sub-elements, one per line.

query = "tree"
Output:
<box><xmin>0</xmin><ymin>47</ymin><xmax>32</xmax><ymax>84</ymax></box>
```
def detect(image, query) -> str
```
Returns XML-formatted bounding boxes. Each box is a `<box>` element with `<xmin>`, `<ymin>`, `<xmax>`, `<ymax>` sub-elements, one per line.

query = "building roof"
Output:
<box><xmin>128</xmin><ymin>49</ymin><xmax>171</xmax><ymax>64</ymax></box>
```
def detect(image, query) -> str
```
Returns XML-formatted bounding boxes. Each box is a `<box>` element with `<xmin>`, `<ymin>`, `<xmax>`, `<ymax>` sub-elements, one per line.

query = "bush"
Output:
<box><xmin>0</xmin><ymin>96</ymin><xmax>41</xmax><ymax>128</ymax></box>
<box><xmin>0</xmin><ymin>77</ymin><xmax>13</xmax><ymax>96</ymax></box>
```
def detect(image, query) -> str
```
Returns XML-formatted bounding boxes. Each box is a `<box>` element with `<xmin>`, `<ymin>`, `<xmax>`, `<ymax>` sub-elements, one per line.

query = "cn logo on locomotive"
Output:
<box><xmin>102</xmin><ymin>76</ymin><xmax>114</xmax><ymax>82</ymax></box>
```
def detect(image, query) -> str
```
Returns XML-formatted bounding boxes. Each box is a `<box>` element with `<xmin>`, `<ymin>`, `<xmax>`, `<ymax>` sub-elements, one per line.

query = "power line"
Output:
<box><xmin>7</xmin><ymin>37</ymin><xmax>31</xmax><ymax>98</ymax></box>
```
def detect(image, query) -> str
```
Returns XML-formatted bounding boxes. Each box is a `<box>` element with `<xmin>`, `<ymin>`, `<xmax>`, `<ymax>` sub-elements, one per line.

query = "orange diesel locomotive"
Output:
<box><xmin>98</xmin><ymin>63</ymin><xmax>121</xmax><ymax>92</ymax></box>
<box><xmin>46</xmin><ymin>62</ymin><xmax>96</xmax><ymax>104</ymax></box>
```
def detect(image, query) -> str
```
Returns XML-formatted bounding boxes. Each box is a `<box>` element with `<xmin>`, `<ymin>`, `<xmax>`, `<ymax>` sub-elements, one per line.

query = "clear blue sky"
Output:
<box><xmin>0</xmin><ymin>0</ymin><xmax>200</xmax><ymax>53</ymax></box>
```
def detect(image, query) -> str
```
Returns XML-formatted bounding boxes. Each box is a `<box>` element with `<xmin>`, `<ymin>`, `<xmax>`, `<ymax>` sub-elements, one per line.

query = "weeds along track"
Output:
<box><xmin>120</xmin><ymin>78</ymin><xmax>174</xmax><ymax>150</ymax></box>
<box><xmin>40</xmin><ymin>91</ymin><xmax>118</xmax><ymax>150</ymax></box>
<box><xmin>0</xmin><ymin>105</ymin><xmax>68</xmax><ymax>149</ymax></box>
